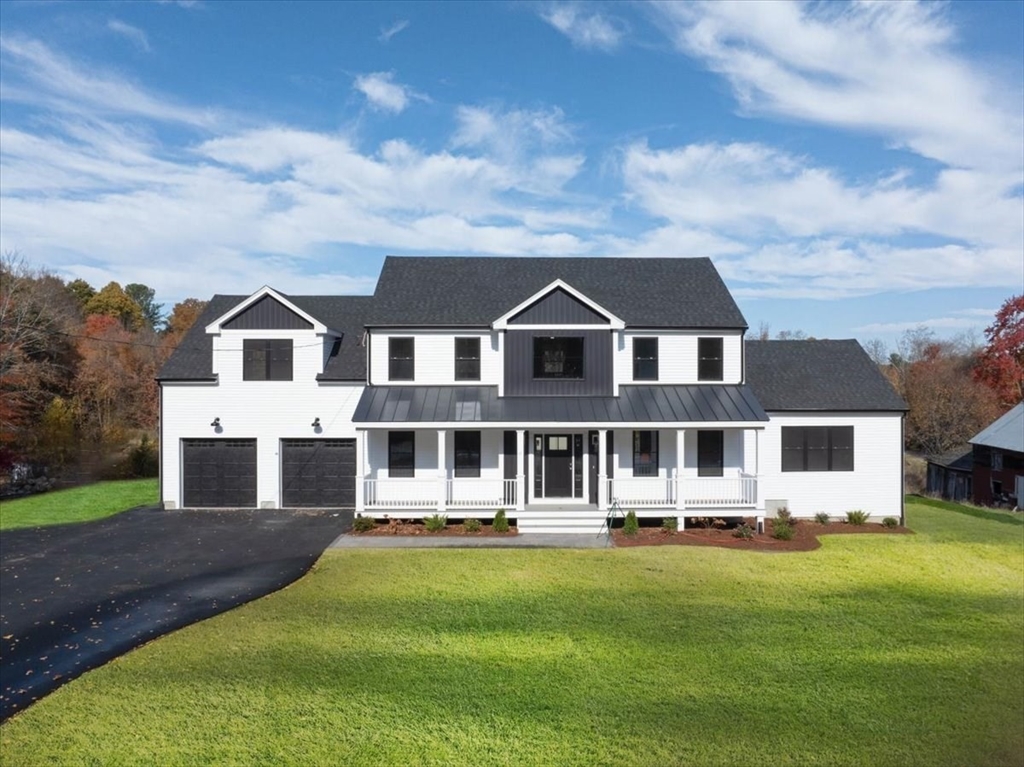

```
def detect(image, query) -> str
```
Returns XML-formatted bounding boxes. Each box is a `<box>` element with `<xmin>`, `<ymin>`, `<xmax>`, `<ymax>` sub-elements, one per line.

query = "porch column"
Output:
<box><xmin>515</xmin><ymin>429</ymin><xmax>525</xmax><ymax>511</ymax></box>
<box><xmin>598</xmin><ymin>429</ymin><xmax>608</xmax><ymax>508</ymax></box>
<box><xmin>437</xmin><ymin>429</ymin><xmax>447</xmax><ymax>512</ymax></box>
<box><xmin>675</xmin><ymin>429</ymin><xmax>686</xmax><ymax>511</ymax></box>
<box><xmin>355</xmin><ymin>429</ymin><xmax>365</xmax><ymax>513</ymax></box>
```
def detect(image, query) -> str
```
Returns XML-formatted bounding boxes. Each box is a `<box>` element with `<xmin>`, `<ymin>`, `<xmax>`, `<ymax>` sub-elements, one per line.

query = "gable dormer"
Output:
<box><xmin>205</xmin><ymin>286</ymin><xmax>327</xmax><ymax>334</ymax></box>
<box><xmin>492</xmin><ymin>280</ymin><xmax>625</xmax><ymax>330</ymax></box>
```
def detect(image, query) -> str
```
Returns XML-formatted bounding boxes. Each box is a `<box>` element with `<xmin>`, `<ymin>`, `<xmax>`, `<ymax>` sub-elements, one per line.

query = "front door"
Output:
<box><xmin>544</xmin><ymin>434</ymin><xmax>573</xmax><ymax>497</ymax></box>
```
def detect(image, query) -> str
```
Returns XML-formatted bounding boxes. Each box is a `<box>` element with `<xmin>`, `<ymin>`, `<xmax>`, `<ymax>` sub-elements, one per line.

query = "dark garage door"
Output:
<box><xmin>281</xmin><ymin>439</ymin><xmax>355</xmax><ymax>508</ymax></box>
<box><xmin>182</xmin><ymin>439</ymin><xmax>257</xmax><ymax>508</ymax></box>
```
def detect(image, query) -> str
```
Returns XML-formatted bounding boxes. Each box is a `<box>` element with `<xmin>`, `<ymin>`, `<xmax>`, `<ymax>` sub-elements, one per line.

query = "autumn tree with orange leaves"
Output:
<box><xmin>974</xmin><ymin>294</ymin><xmax>1024</xmax><ymax>409</ymax></box>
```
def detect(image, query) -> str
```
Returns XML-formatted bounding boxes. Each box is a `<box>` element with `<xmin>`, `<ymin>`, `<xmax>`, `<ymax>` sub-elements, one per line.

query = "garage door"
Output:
<box><xmin>281</xmin><ymin>439</ymin><xmax>356</xmax><ymax>508</ymax></box>
<box><xmin>182</xmin><ymin>439</ymin><xmax>257</xmax><ymax>508</ymax></box>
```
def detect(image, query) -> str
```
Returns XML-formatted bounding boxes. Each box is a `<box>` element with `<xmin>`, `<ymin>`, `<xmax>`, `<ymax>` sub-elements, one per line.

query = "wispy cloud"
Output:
<box><xmin>107</xmin><ymin>19</ymin><xmax>150</xmax><ymax>52</ymax></box>
<box><xmin>378</xmin><ymin>19</ymin><xmax>409</xmax><ymax>43</ymax></box>
<box><xmin>540</xmin><ymin>3</ymin><xmax>624</xmax><ymax>51</ymax></box>
<box><xmin>854</xmin><ymin>310</ymin><xmax>997</xmax><ymax>334</ymax></box>
<box><xmin>353</xmin><ymin>71</ymin><xmax>426</xmax><ymax>114</ymax></box>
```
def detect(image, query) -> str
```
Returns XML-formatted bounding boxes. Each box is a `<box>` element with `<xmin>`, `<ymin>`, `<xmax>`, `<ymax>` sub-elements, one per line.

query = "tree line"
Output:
<box><xmin>1</xmin><ymin>252</ymin><xmax>206</xmax><ymax>486</ymax></box>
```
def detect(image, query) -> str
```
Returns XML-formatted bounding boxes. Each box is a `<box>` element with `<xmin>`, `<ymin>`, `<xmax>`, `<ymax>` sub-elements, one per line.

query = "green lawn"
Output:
<box><xmin>0</xmin><ymin>478</ymin><xmax>157</xmax><ymax>530</ymax></box>
<box><xmin>2</xmin><ymin>500</ymin><xmax>1022</xmax><ymax>766</ymax></box>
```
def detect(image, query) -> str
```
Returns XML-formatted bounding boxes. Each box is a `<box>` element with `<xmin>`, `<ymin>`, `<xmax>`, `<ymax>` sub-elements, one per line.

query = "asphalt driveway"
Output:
<box><xmin>0</xmin><ymin>506</ymin><xmax>351</xmax><ymax>722</ymax></box>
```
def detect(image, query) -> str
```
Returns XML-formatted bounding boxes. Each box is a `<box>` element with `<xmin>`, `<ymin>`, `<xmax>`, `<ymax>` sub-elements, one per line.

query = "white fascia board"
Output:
<box><xmin>356</xmin><ymin>421</ymin><xmax>768</xmax><ymax>430</ymax></box>
<box><xmin>205</xmin><ymin>286</ymin><xmax>328</xmax><ymax>334</ymax></box>
<box><xmin>492</xmin><ymin>279</ymin><xmax>625</xmax><ymax>330</ymax></box>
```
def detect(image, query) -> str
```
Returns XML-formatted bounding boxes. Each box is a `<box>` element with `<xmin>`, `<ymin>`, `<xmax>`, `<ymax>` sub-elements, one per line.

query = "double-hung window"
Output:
<box><xmin>243</xmin><ymin>339</ymin><xmax>293</xmax><ymax>380</ymax></box>
<box><xmin>454</xmin><ymin>338</ymin><xmax>481</xmax><ymax>381</ymax></box>
<box><xmin>389</xmin><ymin>338</ymin><xmax>414</xmax><ymax>381</ymax></box>
<box><xmin>633</xmin><ymin>338</ymin><xmax>659</xmax><ymax>381</ymax></box>
<box><xmin>633</xmin><ymin>431</ymin><xmax>659</xmax><ymax>477</ymax></box>
<box><xmin>454</xmin><ymin>431</ymin><xmax>481</xmax><ymax>478</ymax></box>
<box><xmin>388</xmin><ymin>431</ymin><xmax>415</xmax><ymax>477</ymax></box>
<box><xmin>782</xmin><ymin>427</ymin><xmax>854</xmax><ymax>472</ymax></box>
<box><xmin>697</xmin><ymin>337</ymin><xmax>723</xmax><ymax>381</ymax></box>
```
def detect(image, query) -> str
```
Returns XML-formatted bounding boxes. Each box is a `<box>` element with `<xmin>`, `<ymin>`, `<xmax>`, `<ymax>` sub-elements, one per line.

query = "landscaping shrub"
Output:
<box><xmin>846</xmin><ymin>510</ymin><xmax>870</xmax><ymax>525</ymax></box>
<box><xmin>733</xmin><ymin>523</ymin><xmax>755</xmax><ymax>539</ymax></box>
<box><xmin>352</xmin><ymin>515</ymin><xmax>376</xmax><ymax>533</ymax></box>
<box><xmin>463</xmin><ymin>518</ymin><xmax>482</xmax><ymax>533</ymax></box>
<box><xmin>424</xmin><ymin>513</ymin><xmax>448</xmax><ymax>532</ymax></box>
<box><xmin>775</xmin><ymin>507</ymin><xmax>792</xmax><ymax>523</ymax></box>
<box><xmin>492</xmin><ymin>508</ymin><xmax>509</xmax><ymax>533</ymax></box>
<box><xmin>814</xmin><ymin>511</ymin><xmax>830</xmax><ymax>525</ymax></box>
<box><xmin>661</xmin><ymin>516</ymin><xmax>678</xmax><ymax>533</ymax></box>
<box><xmin>772</xmin><ymin>520</ymin><xmax>794</xmax><ymax>540</ymax></box>
<box><xmin>623</xmin><ymin>510</ymin><xmax>639</xmax><ymax>536</ymax></box>
<box><xmin>882</xmin><ymin>516</ymin><xmax>899</xmax><ymax>528</ymax></box>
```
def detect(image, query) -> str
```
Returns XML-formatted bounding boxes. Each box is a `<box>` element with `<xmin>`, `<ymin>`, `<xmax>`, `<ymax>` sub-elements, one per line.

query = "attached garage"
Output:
<box><xmin>182</xmin><ymin>439</ymin><xmax>257</xmax><ymax>508</ymax></box>
<box><xmin>281</xmin><ymin>439</ymin><xmax>356</xmax><ymax>508</ymax></box>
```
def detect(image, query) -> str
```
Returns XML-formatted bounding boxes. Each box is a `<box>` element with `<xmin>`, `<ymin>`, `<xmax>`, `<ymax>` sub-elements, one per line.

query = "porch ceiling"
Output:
<box><xmin>353</xmin><ymin>385</ymin><xmax>768</xmax><ymax>425</ymax></box>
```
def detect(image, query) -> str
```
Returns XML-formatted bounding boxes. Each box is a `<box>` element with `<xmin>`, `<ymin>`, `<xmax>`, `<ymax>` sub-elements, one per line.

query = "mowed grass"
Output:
<box><xmin>2</xmin><ymin>501</ymin><xmax>1022</xmax><ymax>766</ymax></box>
<box><xmin>0</xmin><ymin>478</ymin><xmax>157</xmax><ymax>530</ymax></box>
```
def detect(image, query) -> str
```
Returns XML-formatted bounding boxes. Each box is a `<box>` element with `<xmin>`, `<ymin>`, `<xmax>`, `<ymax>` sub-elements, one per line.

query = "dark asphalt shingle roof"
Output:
<box><xmin>744</xmin><ymin>340</ymin><xmax>907</xmax><ymax>412</ymax></box>
<box><xmin>157</xmin><ymin>294</ymin><xmax>371</xmax><ymax>381</ymax></box>
<box><xmin>353</xmin><ymin>385</ymin><xmax>768</xmax><ymax>424</ymax></box>
<box><xmin>366</xmin><ymin>256</ymin><xmax>748</xmax><ymax>328</ymax></box>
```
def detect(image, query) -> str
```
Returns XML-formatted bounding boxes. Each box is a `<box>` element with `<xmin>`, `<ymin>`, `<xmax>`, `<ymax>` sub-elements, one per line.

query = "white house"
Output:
<box><xmin>158</xmin><ymin>256</ymin><xmax>907</xmax><ymax>533</ymax></box>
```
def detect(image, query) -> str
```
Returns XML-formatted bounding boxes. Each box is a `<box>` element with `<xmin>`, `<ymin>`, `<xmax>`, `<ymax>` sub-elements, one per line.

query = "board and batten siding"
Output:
<box><xmin>504</xmin><ymin>329</ymin><xmax>613</xmax><ymax>396</ymax></box>
<box><xmin>756</xmin><ymin>412</ymin><xmax>903</xmax><ymax>520</ymax></box>
<box><xmin>161</xmin><ymin>327</ymin><xmax>363</xmax><ymax>509</ymax></box>
<box><xmin>615</xmin><ymin>330</ymin><xmax>744</xmax><ymax>386</ymax></box>
<box><xmin>507</xmin><ymin>288</ymin><xmax>611</xmax><ymax>325</ymax></box>
<box><xmin>368</xmin><ymin>330</ymin><xmax>500</xmax><ymax>386</ymax></box>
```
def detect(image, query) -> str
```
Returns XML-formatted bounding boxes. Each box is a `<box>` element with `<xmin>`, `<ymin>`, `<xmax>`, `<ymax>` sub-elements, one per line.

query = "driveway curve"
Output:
<box><xmin>0</xmin><ymin>506</ymin><xmax>351</xmax><ymax>722</ymax></box>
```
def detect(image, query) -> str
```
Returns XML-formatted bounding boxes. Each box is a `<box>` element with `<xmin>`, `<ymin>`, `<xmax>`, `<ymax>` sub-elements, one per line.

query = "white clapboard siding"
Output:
<box><xmin>615</xmin><ymin>330</ymin><xmax>743</xmax><ymax>386</ymax></box>
<box><xmin>368</xmin><ymin>330</ymin><xmax>500</xmax><ymax>386</ymax></box>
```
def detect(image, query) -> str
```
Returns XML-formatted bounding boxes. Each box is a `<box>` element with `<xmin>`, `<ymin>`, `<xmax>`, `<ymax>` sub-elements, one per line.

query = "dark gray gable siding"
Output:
<box><xmin>353</xmin><ymin>385</ymin><xmax>768</xmax><ymax>423</ymax></box>
<box><xmin>745</xmin><ymin>340</ymin><xmax>907</xmax><ymax>411</ymax></box>
<box><xmin>504</xmin><ymin>329</ymin><xmax>613</xmax><ymax>396</ymax></box>
<box><xmin>222</xmin><ymin>295</ymin><xmax>314</xmax><ymax>330</ymax></box>
<box><xmin>508</xmin><ymin>287</ymin><xmax>610</xmax><ymax>325</ymax></box>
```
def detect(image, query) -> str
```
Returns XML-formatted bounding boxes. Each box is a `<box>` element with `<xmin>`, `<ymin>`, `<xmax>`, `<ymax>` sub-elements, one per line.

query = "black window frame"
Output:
<box><xmin>782</xmin><ymin>426</ymin><xmax>854</xmax><ymax>472</ymax></box>
<box><xmin>633</xmin><ymin>337</ymin><xmax>659</xmax><ymax>381</ymax></box>
<box><xmin>633</xmin><ymin>430</ymin><xmax>659</xmax><ymax>477</ymax></box>
<box><xmin>533</xmin><ymin>336</ymin><xmax>585</xmax><ymax>380</ymax></box>
<box><xmin>697</xmin><ymin>430</ymin><xmax>724</xmax><ymax>477</ymax></box>
<box><xmin>389</xmin><ymin>337</ymin><xmax>415</xmax><ymax>381</ymax></box>
<box><xmin>242</xmin><ymin>339</ymin><xmax>293</xmax><ymax>381</ymax></box>
<box><xmin>454</xmin><ymin>431</ymin><xmax>481</xmax><ymax>478</ymax></box>
<box><xmin>454</xmin><ymin>337</ymin><xmax>481</xmax><ymax>381</ymax></box>
<box><xmin>697</xmin><ymin>337</ymin><xmax>724</xmax><ymax>382</ymax></box>
<box><xmin>388</xmin><ymin>431</ymin><xmax>415</xmax><ymax>478</ymax></box>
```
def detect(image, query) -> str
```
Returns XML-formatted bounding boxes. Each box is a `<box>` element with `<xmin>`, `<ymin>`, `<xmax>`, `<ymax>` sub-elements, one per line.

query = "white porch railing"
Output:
<box><xmin>364</xmin><ymin>478</ymin><xmax>437</xmax><ymax>508</ymax></box>
<box><xmin>608</xmin><ymin>476</ymin><xmax>676</xmax><ymax>507</ymax></box>
<box><xmin>446</xmin><ymin>478</ymin><xmax>516</xmax><ymax>509</ymax></box>
<box><xmin>608</xmin><ymin>473</ymin><xmax>758</xmax><ymax>509</ymax></box>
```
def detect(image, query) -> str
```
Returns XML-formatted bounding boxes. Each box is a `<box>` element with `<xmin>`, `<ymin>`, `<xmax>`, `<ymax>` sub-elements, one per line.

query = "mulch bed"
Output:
<box><xmin>353</xmin><ymin>518</ymin><xmax>518</xmax><ymax>536</ymax></box>
<box><xmin>612</xmin><ymin>518</ymin><xmax>913</xmax><ymax>552</ymax></box>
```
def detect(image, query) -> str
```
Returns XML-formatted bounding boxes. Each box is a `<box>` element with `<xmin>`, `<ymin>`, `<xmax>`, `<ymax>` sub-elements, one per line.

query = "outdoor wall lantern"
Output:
<box><xmin>311</xmin><ymin>417</ymin><xmax>321</xmax><ymax>428</ymax></box>
<box><xmin>210</xmin><ymin>417</ymin><xmax>220</xmax><ymax>428</ymax></box>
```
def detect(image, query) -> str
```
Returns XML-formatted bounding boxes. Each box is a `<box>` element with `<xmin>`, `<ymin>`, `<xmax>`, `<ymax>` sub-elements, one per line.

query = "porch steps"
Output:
<box><xmin>514</xmin><ymin>510</ymin><xmax>610</xmax><ymax>535</ymax></box>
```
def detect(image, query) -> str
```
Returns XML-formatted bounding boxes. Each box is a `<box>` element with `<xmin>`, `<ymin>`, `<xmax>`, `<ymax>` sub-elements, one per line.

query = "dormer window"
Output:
<box><xmin>698</xmin><ymin>337</ymin><xmax>723</xmax><ymax>381</ymax></box>
<box><xmin>243</xmin><ymin>339</ymin><xmax>293</xmax><ymax>381</ymax></box>
<box><xmin>533</xmin><ymin>337</ymin><xmax>584</xmax><ymax>379</ymax></box>
<box><xmin>389</xmin><ymin>338</ymin><xmax>414</xmax><ymax>381</ymax></box>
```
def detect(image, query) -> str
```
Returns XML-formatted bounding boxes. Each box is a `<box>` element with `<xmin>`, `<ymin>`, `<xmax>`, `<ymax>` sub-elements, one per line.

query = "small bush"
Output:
<box><xmin>463</xmin><ymin>518</ymin><xmax>482</xmax><ymax>533</ymax></box>
<box><xmin>733</xmin><ymin>523</ymin><xmax>755</xmax><ymax>539</ymax></box>
<box><xmin>775</xmin><ymin>507</ymin><xmax>792</xmax><ymax>523</ymax></box>
<box><xmin>846</xmin><ymin>510</ymin><xmax>870</xmax><ymax>525</ymax></box>
<box><xmin>694</xmin><ymin>516</ymin><xmax>727</xmax><ymax>531</ymax></box>
<box><xmin>492</xmin><ymin>508</ymin><xmax>509</xmax><ymax>533</ymax></box>
<box><xmin>814</xmin><ymin>511</ymin><xmax>830</xmax><ymax>525</ymax></box>
<box><xmin>424</xmin><ymin>513</ymin><xmax>448</xmax><ymax>532</ymax></box>
<box><xmin>623</xmin><ymin>510</ymin><xmax>640</xmax><ymax>536</ymax></box>
<box><xmin>661</xmin><ymin>517</ymin><xmax>678</xmax><ymax>533</ymax></box>
<box><xmin>353</xmin><ymin>515</ymin><xmax>376</xmax><ymax>533</ymax></box>
<box><xmin>882</xmin><ymin>516</ymin><xmax>899</xmax><ymax>528</ymax></box>
<box><xmin>772</xmin><ymin>520</ymin><xmax>794</xmax><ymax>541</ymax></box>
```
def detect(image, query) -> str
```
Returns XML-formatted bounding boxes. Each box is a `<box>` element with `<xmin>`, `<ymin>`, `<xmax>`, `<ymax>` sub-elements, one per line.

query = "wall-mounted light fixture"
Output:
<box><xmin>311</xmin><ymin>417</ymin><xmax>321</xmax><ymax>428</ymax></box>
<box><xmin>210</xmin><ymin>417</ymin><xmax>220</xmax><ymax>428</ymax></box>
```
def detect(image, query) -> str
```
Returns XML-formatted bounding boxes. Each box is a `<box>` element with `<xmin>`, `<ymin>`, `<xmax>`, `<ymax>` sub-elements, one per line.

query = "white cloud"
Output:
<box><xmin>651</xmin><ymin>0</ymin><xmax>1023</xmax><ymax>173</ymax></box>
<box><xmin>353</xmin><ymin>71</ymin><xmax>423</xmax><ymax>114</ymax></box>
<box><xmin>541</xmin><ymin>4</ymin><xmax>624</xmax><ymax>51</ymax></box>
<box><xmin>854</xmin><ymin>311</ymin><xmax>997</xmax><ymax>334</ymax></box>
<box><xmin>107</xmin><ymin>20</ymin><xmax>150</xmax><ymax>52</ymax></box>
<box><xmin>378</xmin><ymin>19</ymin><xmax>409</xmax><ymax>43</ymax></box>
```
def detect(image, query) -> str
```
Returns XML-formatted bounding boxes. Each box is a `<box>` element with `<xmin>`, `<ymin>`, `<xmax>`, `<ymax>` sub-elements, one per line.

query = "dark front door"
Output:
<box><xmin>281</xmin><ymin>439</ymin><xmax>355</xmax><ymax>508</ymax></box>
<box><xmin>544</xmin><ymin>434</ymin><xmax>573</xmax><ymax>498</ymax></box>
<box><xmin>588</xmin><ymin>431</ymin><xmax>599</xmax><ymax>504</ymax></box>
<box><xmin>182</xmin><ymin>439</ymin><xmax>257</xmax><ymax>508</ymax></box>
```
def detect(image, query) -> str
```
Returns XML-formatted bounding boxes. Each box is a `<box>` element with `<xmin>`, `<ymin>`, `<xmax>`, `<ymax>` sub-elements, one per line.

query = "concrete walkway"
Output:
<box><xmin>330</xmin><ymin>533</ymin><xmax>612</xmax><ymax>549</ymax></box>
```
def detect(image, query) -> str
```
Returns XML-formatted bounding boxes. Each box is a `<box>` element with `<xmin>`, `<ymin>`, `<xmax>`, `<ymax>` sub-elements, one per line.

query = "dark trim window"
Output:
<box><xmin>454</xmin><ymin>338</ymin><xmax>481</xmax><ymax>381</ymax></box>
<box><xmin>243</xmin><ymin>339</ymin><xmax>293</xmax><ymax>381</ymax></box>
<box><xmin>633</xmin><ymin>338</ymin><xmax>659</xmax><ymax>381</ymax></box>
<box><xmin>454</xmin><ymin>431</ymin><xmax>481</xmax><ymax>478</ymax></box>
<box><xmin>633</xmin><ymin>430</ymin><xmax>659</xmax><ymax>477</ymax></box>
<box><xmin>533</xmin><ymin>336</ymin><xmax>584</xmax><ymax>379</ymax></box>
<box><xmin>782</xmin><ymin>426</ymin><xmax>854</xmax><ymax>472</ymax></box>
<box><xmin>698</xmin><ymin>430</ymin><xmax>724</xmax><ymax>477</ymax></box>
<box><xmin>698</xmin><ymin>337</ymin><xmax>724</xmax><ymax>381</ymax></box>
<box><xmin>389</xmin><ymin>337</ymin><xmax>414</xmax><ymax>381</ymax></box>
<box><xmin>388</xmin><ymin>431</ymin><xmax>415</xmax><ymax>477</ymax></box>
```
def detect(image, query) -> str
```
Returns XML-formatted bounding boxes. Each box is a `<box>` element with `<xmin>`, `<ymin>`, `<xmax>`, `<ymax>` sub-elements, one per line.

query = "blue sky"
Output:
<box><xmin>1</xmin><ymin>1</ymin><xmax>1021</xmax><ymax>349</ymax></box>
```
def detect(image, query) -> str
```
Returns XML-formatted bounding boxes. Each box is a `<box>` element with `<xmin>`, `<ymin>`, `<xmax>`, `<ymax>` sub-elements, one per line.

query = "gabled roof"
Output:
<box><xmin>205</xmin><ymin>286</ymin><xmax>327</xmax><ymax>333</ymax></box>
<box><xmin>366</xmin><ymin>256</ymin><xmax>748</xmax><ymax>328</ymax></box>
<box><xmin>745</xmin><ymin>340</ymin><xmax>907</xmax><ymax>412</ymax></box>
<box><xmin>970</xmin><ymin>403</ymin><xmax>1023</xmax><ymax>453</ymax></box>
<box><xmin>157</xmin><ymin>294</ymin><xmax>372</xmax><ymax>382</ymax></box>
<box><xmin>492</xmin><ymin>279</ymin><xmax>625</xmax><ymax>329</ymax></box>
<box><xmin>926</xmin><ymin>445</ymin><xmax>973</xmax><ymax>472</ymax></box>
